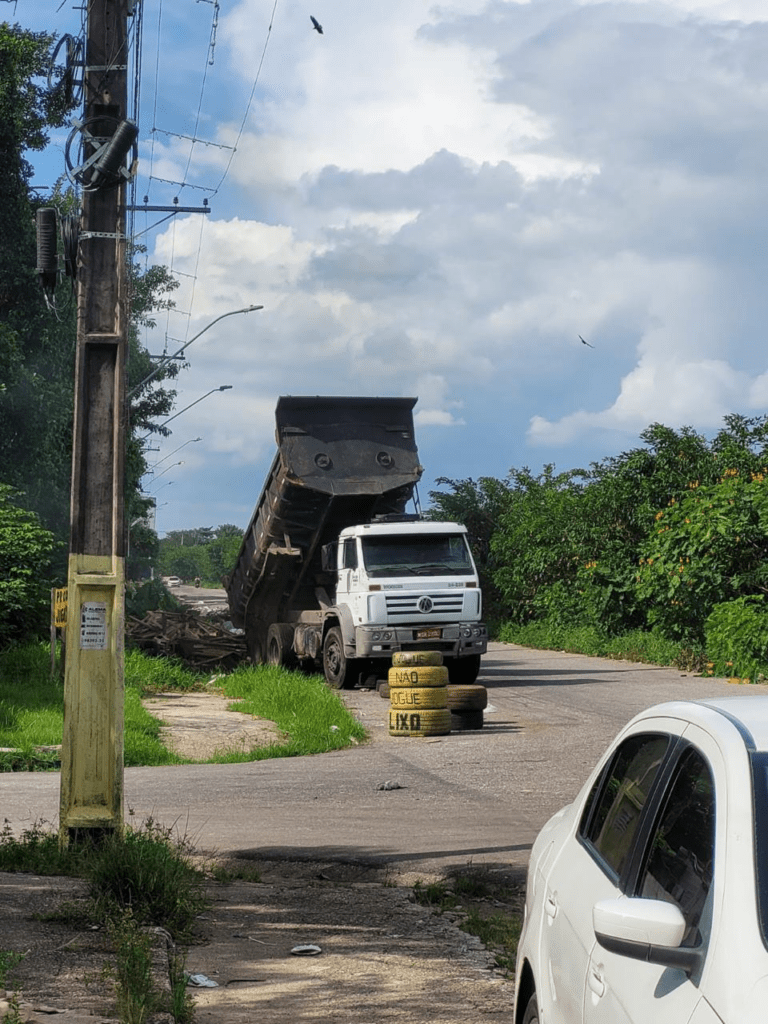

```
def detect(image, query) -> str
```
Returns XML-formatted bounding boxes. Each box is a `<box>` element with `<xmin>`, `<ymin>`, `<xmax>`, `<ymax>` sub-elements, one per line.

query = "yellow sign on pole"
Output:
<box><xmin>54</xmin><ymin>588</ymin><xmax>68</xmax><ymax>628</ymax></box>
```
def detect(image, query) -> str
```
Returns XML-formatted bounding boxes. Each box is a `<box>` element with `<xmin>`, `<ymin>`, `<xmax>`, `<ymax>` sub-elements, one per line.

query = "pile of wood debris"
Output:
<box><xmin>126</xmin><ymin>608</ymin><xmax>247</xmax><ymax>670</ymax></box>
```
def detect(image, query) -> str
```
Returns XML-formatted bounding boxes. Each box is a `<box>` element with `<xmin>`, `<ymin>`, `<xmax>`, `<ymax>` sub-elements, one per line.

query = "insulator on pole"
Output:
<box><xmin>36</xmin><ymin>208</ymin><xmax>58</xmax><ymax>296</ymax></box>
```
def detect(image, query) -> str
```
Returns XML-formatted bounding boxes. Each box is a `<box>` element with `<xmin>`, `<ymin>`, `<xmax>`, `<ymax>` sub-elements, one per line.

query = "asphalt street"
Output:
<box><xmin>0</xmin><ymin>641</ymin><xmax>746</xmax><ymax>879</ymax></box>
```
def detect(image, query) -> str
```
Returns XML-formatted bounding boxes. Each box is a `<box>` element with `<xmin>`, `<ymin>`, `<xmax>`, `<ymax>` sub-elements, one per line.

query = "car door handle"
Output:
<box><xmin>545</xmin><ymin>895</ymin><xmax>557</xmax><ymax>920</ymax></box>
<box><xmin>588</xmin><ymin>966</ymin><xmax>605</xmax><ymax>999</ymax></box>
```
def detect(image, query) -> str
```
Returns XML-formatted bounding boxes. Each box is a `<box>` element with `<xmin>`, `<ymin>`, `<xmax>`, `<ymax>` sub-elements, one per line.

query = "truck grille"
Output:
<box><xmin>384</xmin><ymin>592</ymin><xmax>464</xmax><ymax>618</ymax></box>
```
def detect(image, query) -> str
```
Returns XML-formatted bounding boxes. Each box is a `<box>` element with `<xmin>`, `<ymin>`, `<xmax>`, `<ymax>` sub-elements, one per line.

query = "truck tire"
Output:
<box><xmin>266</xmin><ymin>624</ymin><xmax>295</xmax><ymax>668</ymax></box>
<box><xmin>388</xmin><ymin>708</ymin><xmax>452</xmax><ymax>737</ymax></box>
<box><xmin>322</xmin><ymin>626</ymin><xmax>359</xmax><ymax>689</ymax></box>
<box><xmin>389</xmin><ymin>686</ymin><xmax>448</xmax><ymax>710</ymax></box>
<box><xmin>445</xmin><ymin>654</ymin><xmax>482</xmax><ymax>685</ymax></box>
<box><xmin>391</xmin><ymin>651</ymin><xmax>443</xmax><ymax>667</ymax></box>
<box><xmin>388</xmin><ymin>665</ymin><xmax>449</xmax><ymax>688</ymax></box>
<box><xmin>446</xmin><ymin>684</ymin><xmax>488</xmax><ymax>710</ymax></box>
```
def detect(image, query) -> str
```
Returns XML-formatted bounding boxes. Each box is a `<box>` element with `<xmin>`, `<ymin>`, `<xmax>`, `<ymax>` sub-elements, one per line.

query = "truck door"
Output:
<box><xmin>337</xmin><ymin>538</ymin><xmax>358</xmax><ymax>598</ymax></box>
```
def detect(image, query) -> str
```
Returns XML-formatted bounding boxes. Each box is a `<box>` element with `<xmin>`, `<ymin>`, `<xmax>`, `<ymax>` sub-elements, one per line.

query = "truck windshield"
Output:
<box><xmin>361</xmin><ymin>534</ymin><xmax>474</xmax><ymax>578</ymax></box>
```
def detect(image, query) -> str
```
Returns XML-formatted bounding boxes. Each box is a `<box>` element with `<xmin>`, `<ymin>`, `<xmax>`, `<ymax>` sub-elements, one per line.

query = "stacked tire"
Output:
<box><xmin>446</xmin><ymin>683</ymin><xmax>487</xmax><ymax>730</ymax></box>
<box><xmin>387</xmin><ymin>651</ymin><xmax>452</xmax><ymax>737</ymax></box>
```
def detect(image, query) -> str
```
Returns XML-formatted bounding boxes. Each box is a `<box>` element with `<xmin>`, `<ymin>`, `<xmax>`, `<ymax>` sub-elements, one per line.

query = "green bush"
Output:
<box><xmin>705</xmin><ymin>596</ymin><xmax>768</xmax><ymax>681</ymax></box>
<box><xmin>0</xmin><ymin>485</ymin><xmax>58</xmax><ymax>646</ymax></box>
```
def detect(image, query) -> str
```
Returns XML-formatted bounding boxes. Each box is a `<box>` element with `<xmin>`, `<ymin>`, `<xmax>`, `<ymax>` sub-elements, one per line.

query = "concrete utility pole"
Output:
<box><xmin>60</xmin><ymin>0</ymin><xmax>131</xmax><ymax>842</ymax></box>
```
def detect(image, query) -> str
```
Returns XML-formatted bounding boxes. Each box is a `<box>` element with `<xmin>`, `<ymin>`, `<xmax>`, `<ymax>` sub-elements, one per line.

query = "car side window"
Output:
<box><xmin>638</xmin><ymin>746</ymin><xmax>715</xmax><ymax>946</ymax></box>
<box><xmin>581</xmin><ymin>734</ymin><xmax>670</xmax><ymax>880</ymax></box>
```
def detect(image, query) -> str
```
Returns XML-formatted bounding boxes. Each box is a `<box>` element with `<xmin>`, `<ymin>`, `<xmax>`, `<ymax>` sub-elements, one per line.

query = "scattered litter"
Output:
<box><xmin>290</xmin><ymin>944</ymin><xmax>322</xmax><ymax>956</ymax></box>
<box><xmin>378</xmin><ymin>780</ymin><xmax>404</xmax><ymax>791</ymax></box>
<box><xmin>485</xmin><ymin>703</ymin><xmax>497</xmax><ymax>713</ymax></box>
<box><xmin>187</xmin><ymin>973</ymin><xmax>219</xmax><ymax>988</ymax></box>
<box><xmin>330</xmin><ymin>725</ymin><xmax>340</xmax><ymax>732</ymax></box>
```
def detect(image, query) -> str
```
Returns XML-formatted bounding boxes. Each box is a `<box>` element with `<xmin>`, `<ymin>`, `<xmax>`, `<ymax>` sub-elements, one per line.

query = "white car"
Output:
<box><xmin>162</xmin><ymin>576</ymin><xmax>182</xmax><ymax>587</ymax></box>
<box><xmin>513</xmin><ymin>695</ymin><xmax>768</xmax><ymax>1024</ymax></box>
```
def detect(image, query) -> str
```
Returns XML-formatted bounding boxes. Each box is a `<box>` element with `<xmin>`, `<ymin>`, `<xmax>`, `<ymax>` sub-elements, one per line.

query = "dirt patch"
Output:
<box><xmin>141</xmin><ymin>692</ymin><xmax>284</xmax><ymax>760</ymax></box>
<box><xmin>1</xmin><ymin>865</ymin><xmax>521</xmax><ymax>1024</ymax></box>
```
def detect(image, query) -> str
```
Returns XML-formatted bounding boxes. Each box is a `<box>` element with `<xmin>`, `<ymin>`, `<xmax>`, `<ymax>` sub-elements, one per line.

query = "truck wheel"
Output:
<box><xmin>322</xmin><ymin>626</ymin><xmax>358</xmax><ymax>689</ymax></box>
<box><xmin>266</xmin><ymin>624</ymin><xmax>295</xmax><ymax>668</ymax></box>
<box><xmin>446</xmin><ymin>654</ymin><xmax>482</xmax><ymax>685</ymax></box>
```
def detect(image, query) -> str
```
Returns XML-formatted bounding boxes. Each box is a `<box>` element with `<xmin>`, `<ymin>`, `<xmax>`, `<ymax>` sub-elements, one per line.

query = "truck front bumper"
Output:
<box><xmin>354</xmin><ymin>623</ymin><xmax>487</xmax><ymax>659</ymax></box>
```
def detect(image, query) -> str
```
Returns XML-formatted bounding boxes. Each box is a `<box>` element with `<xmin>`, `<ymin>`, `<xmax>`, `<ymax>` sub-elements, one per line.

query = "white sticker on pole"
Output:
<box><xmin>80</xmin><ymin>602</ymin><xmax>108</xmax><ymax>649</ymax></box>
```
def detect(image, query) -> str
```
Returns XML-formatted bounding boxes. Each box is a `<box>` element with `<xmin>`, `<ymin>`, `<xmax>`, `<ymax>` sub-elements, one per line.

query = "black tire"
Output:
<box><xmin>446</xmin><ymin>684</ymin><xmax>488</xmax><ymax>710</ymax></box>
<box><xmin>378</xmin><ymin>682</ymin><xmax>391</xmax><ymax>699</ymax></box>
<box><xmin>522</xmin><ymin>992</ymin><xmax>539</xmax><ymax>1024</ymax></box>
<box><xmin>266</xmin><ymin>623</ymin><xmax>295</xmax><ymax>668</ymax></box>
<box><xmin>446</xmin><ymin>654</ymin><xmax>482</xmax><ymax>685</ymax></box>
<box><xmin>450</xmin><ymin>709</ymin><xmax>484</xmax><ymax>731</ymax></box>
<box><xmin>322</xmin><ymin>626</ymin><xmax>359</xmax><ymax>689</ymax></box>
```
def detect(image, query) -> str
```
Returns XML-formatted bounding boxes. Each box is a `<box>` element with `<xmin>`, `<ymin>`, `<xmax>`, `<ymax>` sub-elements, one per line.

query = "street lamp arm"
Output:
<box><xmin>140</xmin><ymin>386</ymin><xmax>232</xmax><ymax>440</ymax></box>
<box><xmin>127</xmin><ymin>305</ymin><xmax>262</xmax><ymax>399</ymax></box>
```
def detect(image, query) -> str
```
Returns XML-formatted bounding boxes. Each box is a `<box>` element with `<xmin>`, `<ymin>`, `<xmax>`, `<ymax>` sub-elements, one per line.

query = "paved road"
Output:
<box><xmin>1</xmin><ymin>641</ymin><xmax>749</xmax><ymax>879</ymax></box>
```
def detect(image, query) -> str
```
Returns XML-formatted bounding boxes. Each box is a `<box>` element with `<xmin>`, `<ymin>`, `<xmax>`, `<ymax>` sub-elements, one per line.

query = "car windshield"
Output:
<box><xmin>751</xmin><ymin>752</ymin><xmax>768</xmax><ymax>946</ymax></box>
<box><xmin>361</xmin><ymin>533</ymin><xmax>474</xmax><ymax>578</ymax></box>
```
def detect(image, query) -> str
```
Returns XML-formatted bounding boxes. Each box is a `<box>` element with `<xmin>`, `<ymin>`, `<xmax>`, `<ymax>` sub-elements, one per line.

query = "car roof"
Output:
<box><xmin>638</xmin><ymin>695</ymin><xmax>768</xmax><ymax>753</ymax></box>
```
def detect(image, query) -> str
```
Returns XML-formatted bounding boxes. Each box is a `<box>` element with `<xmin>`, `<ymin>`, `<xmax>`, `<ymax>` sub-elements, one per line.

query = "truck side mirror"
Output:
<box><xmin>321</xmin><ymin>543</ymin><xmax>337</xmax><ymax>572</ymax></box>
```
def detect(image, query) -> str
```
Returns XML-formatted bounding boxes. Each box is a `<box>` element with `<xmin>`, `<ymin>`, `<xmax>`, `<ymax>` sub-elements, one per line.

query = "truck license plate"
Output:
<box><xmin>416</xmin><ymin>627</ymin><xmax>442</xmax><ymax>640</ymax></box>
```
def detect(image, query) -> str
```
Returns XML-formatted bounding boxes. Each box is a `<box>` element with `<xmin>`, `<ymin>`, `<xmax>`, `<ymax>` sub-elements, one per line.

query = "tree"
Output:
<box><xmin>0</xmin><ymin>484</ymin><xmax>57</xmax><ymax>645</ymax></box>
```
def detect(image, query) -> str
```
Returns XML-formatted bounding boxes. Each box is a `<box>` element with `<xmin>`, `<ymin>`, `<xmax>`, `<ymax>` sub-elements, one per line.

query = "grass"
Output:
<box><xmin>497</xmin><ymin>620</ymin><xmax>708</xmax><ymax>673</ymax></box>
<box><xmin>412</xmin><ymin>869</ymin><xmax>524</xmax><ymax>974</ymax></box>
<box><xmin>0</xmin><ymin>643</ymin><xmax>367</xmax><ymax>770</ymax></box>
<box><xmin>0</xmin><ymin>817</ymin><xmax>206</xmax><ymax>1023</ymax></box>
<box><xmin>214</xmin><ymin>664</ymin><xmax>367</xmax><ymax>761</ymax></box>
<box><xmin>0</xmin><ymin>949</ymin><xmax>24</xmax><ymax>987</ymax></box>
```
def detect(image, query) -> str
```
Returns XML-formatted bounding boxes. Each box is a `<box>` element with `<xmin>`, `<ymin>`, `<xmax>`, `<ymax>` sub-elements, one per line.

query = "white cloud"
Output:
<box><xmin>129</xmin><ymin>0</ymin><xmax>768</xmax><ymax>527</ymax></box>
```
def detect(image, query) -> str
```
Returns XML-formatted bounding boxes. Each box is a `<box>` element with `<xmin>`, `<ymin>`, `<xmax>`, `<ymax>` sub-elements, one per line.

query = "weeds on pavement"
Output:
<box><xmin>412</xmin><ymin>868</ymin><xmax>524</xmax><ymax>975</ymax></box>
<box><xmin>2</xmin><ymin>817</ymin><xmax>207</xmax><ymax>1022</ymax></box>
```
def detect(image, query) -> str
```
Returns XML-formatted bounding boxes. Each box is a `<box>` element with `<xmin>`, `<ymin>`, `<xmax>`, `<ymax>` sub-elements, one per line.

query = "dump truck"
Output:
<box><xmin>223</xmin><ymin>396</ymin><xmax>487</xmax><ymax>688</ymax></box>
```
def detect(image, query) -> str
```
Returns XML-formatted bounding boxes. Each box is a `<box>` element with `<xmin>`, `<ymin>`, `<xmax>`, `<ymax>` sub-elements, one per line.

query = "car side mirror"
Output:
<box><xmin>593</xmin><ymin>897</ymin><xmax>703</xmax><ymax>975</ymax></box>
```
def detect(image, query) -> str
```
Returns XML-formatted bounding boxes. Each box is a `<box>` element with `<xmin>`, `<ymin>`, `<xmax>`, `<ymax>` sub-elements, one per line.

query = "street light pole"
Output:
<box><xmin>127</xmin><ymin>306</ymin><xmax>262</xmax><ymax>398</ymax></box>
<box><xmin>141</xmin><ymin>386</ymin><xmax>232</xmax><ymax>439</ymax></box>
<box><xmin>149</xmin><ymin>460</ymin><xmax>183</xmax><ymax>483</ymax></box>
<box><xmin>150</xmin><ymin>437</ymin><xmax>202</xmax><ymax>469</ymax></box>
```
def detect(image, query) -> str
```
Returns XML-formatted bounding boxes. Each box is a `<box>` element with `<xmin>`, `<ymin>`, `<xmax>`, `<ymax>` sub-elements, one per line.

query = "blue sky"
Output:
<box><xmin>12</xmin><ymin>0</ymin><xmax>768</xmax><ymax>534</ymax></box>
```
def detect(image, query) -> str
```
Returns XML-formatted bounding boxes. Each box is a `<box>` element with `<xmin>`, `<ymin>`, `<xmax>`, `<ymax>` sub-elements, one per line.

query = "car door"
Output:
<box><xmin>584</xmin><ymin>739</ymin><xmax>717</xmax><ymax>1024</ymax></box>
<box><xmin>537</xmin><ymin>732</ymin><xmax>671</xmax><ymax>1024</ymax></box>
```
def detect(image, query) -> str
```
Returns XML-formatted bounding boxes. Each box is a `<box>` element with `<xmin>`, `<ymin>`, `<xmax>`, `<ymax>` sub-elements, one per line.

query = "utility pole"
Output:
<box><xmin>60</xmin><ymin>0</ymin><xmax>131</xmax><ymax>842</ymax></box>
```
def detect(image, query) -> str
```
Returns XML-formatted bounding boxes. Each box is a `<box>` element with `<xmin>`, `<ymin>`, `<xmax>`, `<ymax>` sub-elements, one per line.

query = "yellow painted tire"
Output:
<box><xmin>388</xmin><ymin>708</ymin><xmax>452</xmax><ymax>737</ymax></box>
<box><xmin>389</xmin><ymin>686</ymin><xmax>448</xmax><ymax>710</ymax></box>
<box><xmin>446</xmin><ymin>685</ymin><xmax>488</xmax><ymax>711</ymax></box>
<box><xmin>388</xmin><ymin>665</ymin><xmax>449</xmax><ymax>688</ymax></box>
<box><xmin>391</xmin><ymin>650</ymin><xmax>443</xmax><ymax>667</ymax></box>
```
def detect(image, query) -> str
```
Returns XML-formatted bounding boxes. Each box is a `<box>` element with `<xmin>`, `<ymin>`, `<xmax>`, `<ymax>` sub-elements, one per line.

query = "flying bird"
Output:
<box><xmin>310</xmin><ymin>15</ymin><xmax>323</xmax><ymax>34</ymax></box>
<box><xmin>579</xmin><ymin>335</ymin><xmax>594</xmax><ymax>349</ymax></box>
